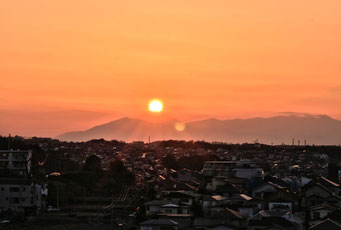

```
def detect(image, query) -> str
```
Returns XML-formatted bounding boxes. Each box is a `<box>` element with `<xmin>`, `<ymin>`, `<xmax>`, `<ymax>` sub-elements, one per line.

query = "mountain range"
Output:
<box><xmin>57</xmin><ymin>114</ymin><xmax>341</xmax><ymax>145</ymax></box>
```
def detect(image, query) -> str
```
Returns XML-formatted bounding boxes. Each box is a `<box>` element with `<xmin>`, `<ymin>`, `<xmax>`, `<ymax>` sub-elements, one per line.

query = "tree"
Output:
<box><xmin>190</xmin><ymin>200</ymin><xmax>204</xmax><ymax>217</ymax></box>
<box><xmin>83</xmin><ymin>155</ymin><xmax>101</xmax><ymax>173</ymax></box>
<box><xmin>109</xmin><ymin>158</ymin><xmax>135</xmax><ymax>185</ymax></box>
<box><xmin>109</xmin><ymin>158</ymin><xmax>126</xmax><ymax>175</ymax></box>
<box><xmin>161</xmin><ymin>153</ymin><xmax>179</xmax><ymax>170</ymax></box>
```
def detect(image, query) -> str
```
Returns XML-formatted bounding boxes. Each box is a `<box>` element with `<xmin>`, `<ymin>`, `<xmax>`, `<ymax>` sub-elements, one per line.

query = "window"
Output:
<box><xmin>9</xmin><ymin>197</ymin><xmax>19</xmax><ymax>204</ymax></box>
<box><xmin>9</xmin><ymin>187</ymin><xmax>19</xmax><ymax>192</ymax></box>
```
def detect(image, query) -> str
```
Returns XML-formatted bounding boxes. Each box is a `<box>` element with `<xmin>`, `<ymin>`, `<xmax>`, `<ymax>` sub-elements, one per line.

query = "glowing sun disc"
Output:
<box><xmin>149</xmin><ymin>100</ymin><xmax>163</xmax><ymax>112</ymax></box>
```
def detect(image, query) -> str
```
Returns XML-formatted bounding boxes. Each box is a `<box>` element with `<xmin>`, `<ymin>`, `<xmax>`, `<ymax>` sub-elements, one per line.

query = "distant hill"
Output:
<box><xmin>56</xmin><ymin>115</ymin><xmax>341</xmax><ymax>145</ymax></box>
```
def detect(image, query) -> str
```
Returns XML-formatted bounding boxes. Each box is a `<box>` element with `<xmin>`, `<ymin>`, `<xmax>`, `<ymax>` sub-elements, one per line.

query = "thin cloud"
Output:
<box><xmin>328</xmin><ymin>86</ymin><xmax>341</xmax><ymax>94</ymax></box>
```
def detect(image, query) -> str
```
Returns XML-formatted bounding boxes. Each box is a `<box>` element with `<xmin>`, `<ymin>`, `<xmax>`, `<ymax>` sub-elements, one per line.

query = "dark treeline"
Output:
<box><xmin>1</xmin><ymin>136</ymin><xmax>341</xmax><ymax>159</ymax></box>
<box><xmin>161</xmin><ymin>153</ymin><xmax>218</xmax><ymax>171</ymax></box>
<box><xmin>156</xmin><ymin>139</ymin><xmax>341</xmax><ymax>155</ymax></box>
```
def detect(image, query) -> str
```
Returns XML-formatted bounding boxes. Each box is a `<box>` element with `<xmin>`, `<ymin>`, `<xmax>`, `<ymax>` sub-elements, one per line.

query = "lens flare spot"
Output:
<box><xmin>175</xmin><ymin>122</ymin><xmax>185</xmax><ymax>131</ymax></box>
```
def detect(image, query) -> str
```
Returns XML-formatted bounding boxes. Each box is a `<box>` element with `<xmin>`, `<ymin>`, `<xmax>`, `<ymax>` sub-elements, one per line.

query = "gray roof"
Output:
<box><xmin>309</xmin><ymin>203</ymin><xmax>338</xmax><ymax>212</ymax></box>
<box><xmin>320</xmin><ymin>177</ymin><xmax>340</xmax><ymax>187</ymax></box>
<box><xmin>161</xmin><ymin>203</ymin><xmax>180</xmax><ymax>208</ymax></box>
<box><xmin>140</xmin><ymin>219</ymin><xmax>178</xmax><ymax>226</ymax></box>
<box><xmin>210</xmin><ymin>208</ymin><xmax>244</xmax><ymax>220</ymax></box>
<box><xmin>194</xmin><ymin>218</ymin><xmax>237</xmax><ymax>228</ymax></box>
<box><xmin>203</xmin><ymin>195</ymin><xmax>227</xmax><ymax>202</ymax></box>
<box><xmin>258</xmin><ymin>210</ymin><xmax>289</xmax><ymax>218</ymax></box>
<box><xmin>309</xmin><ymin>218</ymin><xmax>341</xmax><ymax>229</ymax></box>
<box><xmin>231</xmin><ymin>194</ymin><xmax>252</xmax><ymax>201</ymax></box>
<box><xmin>194</xmin><ymin>218</ymin><xmax>228</xmax><ymax>227</ymax></box>
<box><xmin>212</xmin><ymin>195</ymin><xmax>228</xmax><ymax>201</ymax></box>
<box><xmin>157</xmin><ymin>213</ymin><xmax>192</xmax><ymax>218</ymax></box>
<box><xmin>145</xmin><ymin>200</ymin><xmax>170</xmax><ymax>206</ymax></box>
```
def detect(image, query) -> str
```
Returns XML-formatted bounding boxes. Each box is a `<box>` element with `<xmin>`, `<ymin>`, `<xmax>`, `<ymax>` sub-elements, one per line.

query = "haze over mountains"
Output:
<box><xmin>56</xmin><ymin>114</ymin><xmax>341</xmax><ymax>145</ymax></box>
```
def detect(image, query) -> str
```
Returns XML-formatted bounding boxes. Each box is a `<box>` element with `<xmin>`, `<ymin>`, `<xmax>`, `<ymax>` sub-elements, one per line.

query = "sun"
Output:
<box><xmin>149</xmin><ymin>100</ymin><xmax>163</xmax><ymax>112</ymax></box>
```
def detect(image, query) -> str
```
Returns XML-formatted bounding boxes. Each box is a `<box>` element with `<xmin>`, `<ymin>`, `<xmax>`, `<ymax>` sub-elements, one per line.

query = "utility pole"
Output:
<box><xmin>56</xmin><ymin>184</ymin><xmax>59</xmax><ymax>209</ymax></box>
<box><xmin>83</xmin><ymin>187</ymin><xmax>86</xmax><ymax>207</ymax></box>
<box><xmin>111</xmin><ymin>193</ymin><xmax>114</xmax><ymax>227</ymax></box>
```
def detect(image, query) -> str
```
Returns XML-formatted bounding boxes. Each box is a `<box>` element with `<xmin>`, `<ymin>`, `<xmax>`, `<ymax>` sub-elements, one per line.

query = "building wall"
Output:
<box><xmin>206</xmin><ymin>178</ymin><xmax>225</xmax><ymax>191</ymax></box>
<box><xmin>0</xmin><ymin>151</ymin><xmax>32</xmax><ymax>174</ymax></box>
<box><xmin>0</xmin><ymin>183</ymin><xmax>42</xmax><ymax>212</ymax></box>
<box><xmin>252</xmin><ymin>184</ymin><xmax>275</xmax><ymax>198</ymax></box>
<box><xmin>161</xmin><ymin>207</ymin><xmax>179</xmax><ymax>214</ymax></box>
<box><xmin>210</xmin><ymin>226</ymin><xmax>234</xmax><ymax>230</ymax></box>
<box><xmin>309</xmin><ymin>209</ymin><xmax>334</xmax><ymax>226</ymax></box>
<box><xmin>141</xmin><ymin>226</ymin><xmax>159</xmax><ymax>230</ymax></box>
<box><xmin>238</xmin><ymin>207</ymin><xmax>254</xmax><ymax>218</ymax></box>
<box><xmin>0</xmin><ymin>150</ymin><xmax>44</xmax><ymax>213</ymax></box>
<box><xmin>146</xmin><ymin>205</ymin><xmax>161</xmax><ymax>215</ymax></box>
<box><xmin>305</xmin><ymin>186</ymin><xmax>332</xmax><ymax>198</ymax></box>
<box><xmin>232</xmin><ymin>168</ymin><xmax>263</xmax><ymax>179</ymax></box>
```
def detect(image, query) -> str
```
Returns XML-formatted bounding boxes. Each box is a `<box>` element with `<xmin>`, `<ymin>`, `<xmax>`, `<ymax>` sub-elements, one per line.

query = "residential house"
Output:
<box><xmin>139</xmin><ymin>219</ymin><xmax>179</xmax><ymax>230</ymax></box>
<box><xmin>194</xmin><ymin>208</ymin><xmax>245</xmax><ymax>230</ymax></box>
<box><xmin>251</xmin><ymin>182</ymin><xmax>283</xmax><ymax>198</ymax></box>
<box><xmin>309</xmin><ymin>218</ymin><xmax>341</xmax><ymax>230</ymax></box>
<box><xmin>248</xmin><ymin>210</ymin><xmax>304</xmax><ymax>230</ymax></box>
<box><xmin>308</xmin><ymin>203</ymin><xmax>338</xmax><ymax>226</ymax></box>
<box><xmin>202</xmin><ymin>195</ymin><xmax>228</xmax><ymax>216</ymax></box>
<box><xmin>145</xmin><ymin>200</ymin><xmax>170</xmax><ymax>216</ymax></box>
<box><xmin>264</xmin><ymin>188</ymin><xmax>297</xmax><ymax>211</ymax></box>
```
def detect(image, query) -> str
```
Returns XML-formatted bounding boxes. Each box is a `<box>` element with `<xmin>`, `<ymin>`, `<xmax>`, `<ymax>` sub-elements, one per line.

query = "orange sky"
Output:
<box><xmin>1</xmin><ymin>0</ymin><xmax>341</xmax><ymax>137</ymax></box>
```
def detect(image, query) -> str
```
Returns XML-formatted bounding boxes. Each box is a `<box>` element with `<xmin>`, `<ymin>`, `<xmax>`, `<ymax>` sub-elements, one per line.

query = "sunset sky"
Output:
<box><xmin>1</xmin><ymin>0</ymin><xmax>341</xmax><ymax>137</ymax></box>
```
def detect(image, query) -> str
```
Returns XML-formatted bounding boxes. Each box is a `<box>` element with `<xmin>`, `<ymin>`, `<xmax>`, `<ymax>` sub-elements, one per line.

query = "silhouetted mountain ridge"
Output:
<box><xmin>57</xmin><ymin>114</ymin><xmax>341</xmax><ymax>145</ymax></box>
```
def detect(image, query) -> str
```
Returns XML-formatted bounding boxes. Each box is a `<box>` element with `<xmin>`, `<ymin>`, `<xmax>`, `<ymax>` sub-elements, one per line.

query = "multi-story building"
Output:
<box><xmin>0</xmin><ymin>150</ymin><xmax>44</xmax><ymax>213</ymax></box>
<box><xmin>0</xmin><ymin>150</ymin><xmax>31</xmax><ymax>176</ymax></box>
<box><xmin>202</xmin><ymin>160</ymin><xmax>264</xmax><ymax>179</ymax></box>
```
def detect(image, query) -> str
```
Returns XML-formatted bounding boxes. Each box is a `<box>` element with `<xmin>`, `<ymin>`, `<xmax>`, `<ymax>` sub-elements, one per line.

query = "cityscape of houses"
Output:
<box><xmin>1</xmin><ymin>136</ymin><xmax>341</xmax><ymax>230</ymax></box>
